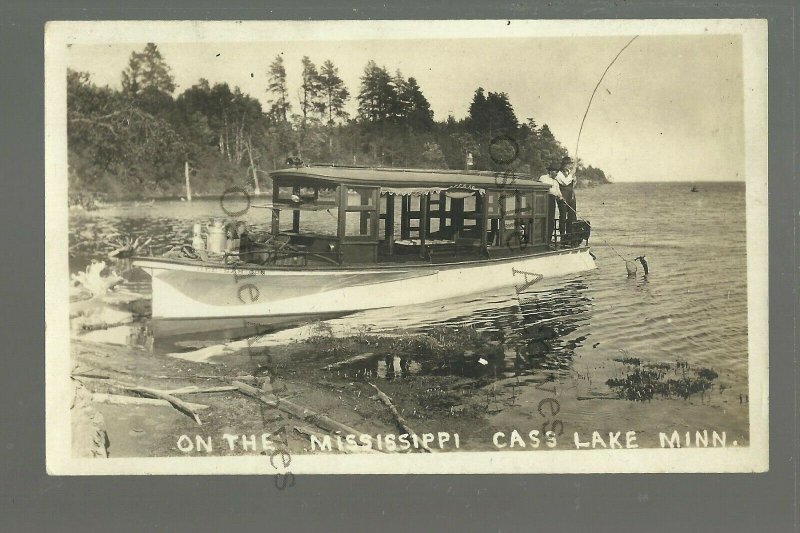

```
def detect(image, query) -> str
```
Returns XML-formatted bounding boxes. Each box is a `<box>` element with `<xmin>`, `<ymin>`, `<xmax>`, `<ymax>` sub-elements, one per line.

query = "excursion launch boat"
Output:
<box><xmin>134</xmin><ymin>165</ymin><xmax>595</xmax><ymax>321</ymax></box>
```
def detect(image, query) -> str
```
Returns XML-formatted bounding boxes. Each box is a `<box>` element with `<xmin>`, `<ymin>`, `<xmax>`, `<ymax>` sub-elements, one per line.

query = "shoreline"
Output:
<box><xmin>70</xmin><ymin>321</ymin><xmax>750</xmax><ymax>458</ymax></box>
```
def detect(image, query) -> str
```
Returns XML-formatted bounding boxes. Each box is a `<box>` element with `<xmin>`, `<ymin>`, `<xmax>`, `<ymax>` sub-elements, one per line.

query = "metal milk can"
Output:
<box><xmin>206</xmin><ymin>219</ymin><xmax>227</xmax><ymax>253</ymax></box>
<box><xmin>191</xmin><ymin>222</ymin><xmax>206</xmax><ymax>251</ymax></box>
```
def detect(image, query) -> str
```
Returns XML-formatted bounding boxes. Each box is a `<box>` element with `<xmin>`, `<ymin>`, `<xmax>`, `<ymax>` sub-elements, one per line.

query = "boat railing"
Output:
<box><xmin>231</xmin><ymin>247</ymin><xmax>341</xmax><ymax>267</ymax></box>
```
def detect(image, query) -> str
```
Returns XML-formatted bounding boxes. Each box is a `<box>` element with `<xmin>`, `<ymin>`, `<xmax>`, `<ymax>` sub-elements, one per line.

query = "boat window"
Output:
<box><xmin>341</xmin><ymin>186</ymin><xmax>379</xmax><ymax>241</ymax></box>
<box><xmin>485</xmin><ymin>190</ymin><xmax>502</xmax><ymax>218</ymax></box>
<box><xmin>518</xmin><ymin>193</ymin><xmax>532</xmax><ymax>218</ymax></box>
<box><xmin>534</xmin><ymin>191</ymin><xmax>547</xmax><ymax>217</ymax></box>
<box><xmin>344</xmin><ymin>211</ymin><xmax>376</xmax><ymax>238</ymax></box>
<box><xmin>530</xmin><ymin>191</ymin><xmax>549</xmax><ymax>244</ymax></box>
<box><xmin>347</xmin><ymin>187</ymin><xmax>376</xmax><ymax>207</ymax></box>
<box><xmin>270</xmin><ymin>180</ymin><xmax>340</xmax><ymax>239</ymax></box>
<box><xmin>502</xmin><ymin>193</ymin><xmax>517</xmax><ymax>215</ymax></box>
<box><xmin>428</xmin><ymin>217</ymin><xmax>441</xmax><ymax>235</ymax></box>
<box><xmin>463</xmin><ymin>195</ymin><xmax>476</xmax><ymax>212</ymax></box>
<box><xmin>276</xmin><ymin>212</ymin><xmax>338</xmax><ymax>237</ymax></box>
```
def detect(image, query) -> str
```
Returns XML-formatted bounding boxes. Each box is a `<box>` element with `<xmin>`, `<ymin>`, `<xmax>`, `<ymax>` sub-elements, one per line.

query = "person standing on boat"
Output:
<box><xmin>555</xmin><ymin>156</ymin><xmax>577</xmax><ymax>238</ymax></box>
<box><xmin>538</xmin><ymin>163</ymin><xmax>562</xmax><ymax>241</ymax></box>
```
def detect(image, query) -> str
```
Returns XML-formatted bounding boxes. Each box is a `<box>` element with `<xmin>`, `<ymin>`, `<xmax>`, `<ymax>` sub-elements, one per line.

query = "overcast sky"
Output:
<box><xmin>68</xmin><ymin>34</ymin><xmax>745</xmax><ymax>182</ymax></box>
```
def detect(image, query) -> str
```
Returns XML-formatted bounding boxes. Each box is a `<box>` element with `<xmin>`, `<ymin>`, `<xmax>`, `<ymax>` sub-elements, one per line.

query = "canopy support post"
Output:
<box><xmin>477</xmin><ymin>194</ymin><xmax>487</xmax><ymax>250</ymax></box>
<box><xmin>400</xmin><ymin>196</ymin><xmax>410</xmax><ymax>240</ymax></box>
<box><xmin>271</xmin><ymin>180</ymin><xmax>280</xmax><ymax>236</ymax></box>
<box><xmin>385</xmin><ymin>194</ymin><xmax>395</xmax><ymax>255</ymax></box>
<box><xmin>292</xmin><ymin>186</ymin><xmax>301</xmax><ymax>233</ymax></box>
<box><xmin>419</xmin><ymin>194</ymin><xmax>429</xmax><ymax>258</ymax></box>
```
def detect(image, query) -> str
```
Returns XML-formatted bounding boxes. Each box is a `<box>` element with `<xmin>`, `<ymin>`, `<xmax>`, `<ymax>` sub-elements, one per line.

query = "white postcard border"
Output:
<box><xmin>45</xmin><ymin>18</ymin><xmax>769</xmax><ymax>475</ymax></box>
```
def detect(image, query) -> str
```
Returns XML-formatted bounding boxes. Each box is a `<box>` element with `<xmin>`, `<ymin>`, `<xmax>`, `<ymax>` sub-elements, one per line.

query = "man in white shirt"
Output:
<box><xmin>538</xmin><ymin>163</ymin><xmax>562</xmax><ymax>242</ymax></box>
<box><xmin>555</xmin><ymin>156</ymin><xmax>577</xmax><ymax>239</ymax></box>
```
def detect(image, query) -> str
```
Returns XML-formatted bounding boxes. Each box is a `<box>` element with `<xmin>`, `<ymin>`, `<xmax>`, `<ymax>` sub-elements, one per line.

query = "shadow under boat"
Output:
<box><xmin>150</xmin><ymin>312</ymin><xmax>351</xmax><ymax>351</ymax></box>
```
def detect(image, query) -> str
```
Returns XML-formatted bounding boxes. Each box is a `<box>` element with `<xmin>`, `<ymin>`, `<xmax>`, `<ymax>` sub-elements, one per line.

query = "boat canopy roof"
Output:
<box><xmin>270</xmin><ymin>166</ymin><xmax>548</xmax><ymax>192</ymax></box>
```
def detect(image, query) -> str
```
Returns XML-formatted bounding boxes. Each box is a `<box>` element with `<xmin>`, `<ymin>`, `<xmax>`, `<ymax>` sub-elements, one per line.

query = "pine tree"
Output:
<box><xmin>318</xmin><ymin>60</ymin><xmax>350</xmax><ymax>125</ymax></box>
<box><xmin>267</xmin><ymin>55</ymin><xmax>290</xmax><ymax>122</ymax></box>
<box><xmin>299</xmin><ymin>56</ymin><xmax>324</xmax><ymax>128</ymax></box>
<box><xmin>398</xmin><ymin>76</ymin><xmax>434</xmax><ymax>131</ymax></box>
<box><xmin>485</xmin><ymin>91</ymin><xmax>518</xmax><ymax>133</ymax></box>
<box><xmin>467</xmin><ymin>88</ymin><xmax>518</xmax><ymax>135</ymax></box>
<box><xmin>357</xmin><ymin>61</ymin><xmax>395</xmax><ymax>123</ymax></box>
<box><xmin>121</xmin><ymin>43</ymin><xmax>176</xmax><ymax>96</ymax></box>
<box><xmin>392</xmin><ymin>70</ymin><xmax>410</xmax><ymax>122</ymax></box>
<box><xmin>539</xmin><ymin>123</ymin><xmax>556</xmax><ymax>144</ymax></box>
<box><xmin>467</xmin><ymin>88</ymin><xmax>489</xmax><ymax>132</ymax></box>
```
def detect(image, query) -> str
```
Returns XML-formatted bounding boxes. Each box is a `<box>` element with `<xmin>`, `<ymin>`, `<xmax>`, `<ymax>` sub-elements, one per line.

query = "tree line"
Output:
<box><xmin>67</xmin><ymin>43</ymin><xmax>609</xmax><ymax>202</ymax></box>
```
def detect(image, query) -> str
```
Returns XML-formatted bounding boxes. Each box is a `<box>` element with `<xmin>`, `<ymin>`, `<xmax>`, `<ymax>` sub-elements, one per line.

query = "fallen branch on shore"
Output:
<box><xmin>369</xmin><ymin>382</ymin><xmax>433</xmax><ymax>453</ymax></box>
<box><xmin>232</xmin><ymin>380</ymin><xmax>387</xmax><ymax>452</ymax></box>
<box><xmin>321</xmin><ymin>352</ymin><xmax>375</xmax><ymax>371</ymax></box>
<box><xmin>91</xmin><ymin>393</ymin><xmax>209</xmax><ymax>411</ymax></box>
<box><xmin>576</xmin><ymin>395</ymin><xmax>621</xmax><ymax>401</ymax></box>
<box><xmin>164</xmin><ymin>385</ymin><xmax>239</xmax><ymax>395</ymax></box>
<box><xmin>125</xmin><ymin>386</ymin><xmax>203</xmax><ymax>425</ymax></box>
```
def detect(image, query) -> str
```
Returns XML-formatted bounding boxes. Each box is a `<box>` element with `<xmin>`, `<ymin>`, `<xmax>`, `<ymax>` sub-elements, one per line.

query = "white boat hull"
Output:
<box><xmin>135</xmin><ymin>248</ymin><xmax>595</xmax><ymax>320</ymax></box>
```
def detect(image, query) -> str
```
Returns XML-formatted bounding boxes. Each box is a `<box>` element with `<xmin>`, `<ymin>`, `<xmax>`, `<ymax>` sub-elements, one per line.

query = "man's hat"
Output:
<box><xmin>561</xmin><ymin>156</ymin><xmax>574</xmax><ymax>164</ymax></box>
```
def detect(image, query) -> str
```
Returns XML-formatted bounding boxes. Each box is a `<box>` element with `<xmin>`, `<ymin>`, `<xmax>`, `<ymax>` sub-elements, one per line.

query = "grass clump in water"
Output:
<box><xmin>606</xmin><ymin>360</ymin><xmax>720</xmax><ymax>401</ymax></box>
<box><xmin>612</xmin><ymin>356</ymin><xmax>641</xmax><ymax>366</ymax></box>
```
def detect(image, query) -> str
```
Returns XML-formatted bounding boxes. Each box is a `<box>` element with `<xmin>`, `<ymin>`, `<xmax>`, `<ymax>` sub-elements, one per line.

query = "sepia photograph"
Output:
<box><xmin>45</xmin><ymin>19</ymin><xmax>768</xmax><ymax>475</ymax></box>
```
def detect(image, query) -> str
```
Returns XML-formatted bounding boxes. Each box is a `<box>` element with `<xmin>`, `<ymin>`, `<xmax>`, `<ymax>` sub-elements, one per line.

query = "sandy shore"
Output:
<box><xmin>71</xmin><ymin>322</ymin><xmax>749</xmax><ymax>458</ymax></box>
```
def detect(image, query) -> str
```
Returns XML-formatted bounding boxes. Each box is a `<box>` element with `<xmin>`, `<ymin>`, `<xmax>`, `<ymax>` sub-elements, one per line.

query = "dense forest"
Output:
<box><xmin>67</xmin><ymin>43</ymin><xmax>610</xmax><ymax>204</ymax></box>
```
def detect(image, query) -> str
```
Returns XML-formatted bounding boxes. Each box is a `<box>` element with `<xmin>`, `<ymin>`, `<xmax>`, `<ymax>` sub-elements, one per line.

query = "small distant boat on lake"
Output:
<box><xmin>690</xmin><ymin>185</ymin><xmax>699</xmax><ymax>192</ymax></box>
<box><xmin>134</xmin><ymin>166</ymin><xmax>596</xmax><ymax>320</ymax></box>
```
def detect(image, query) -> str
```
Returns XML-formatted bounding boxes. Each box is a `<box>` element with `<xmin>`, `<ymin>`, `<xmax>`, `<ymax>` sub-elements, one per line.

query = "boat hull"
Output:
<box><xmin>135</xmin><ymin>248</ymin><xmax>595</xmax><ymax>320</ymax></box>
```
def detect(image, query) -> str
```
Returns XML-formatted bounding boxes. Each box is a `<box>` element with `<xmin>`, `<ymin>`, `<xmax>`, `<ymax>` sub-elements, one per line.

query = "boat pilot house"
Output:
<box><xmin>254</xmin><ymin>166</ymin><xmax>585</xmax><ymax>267</ymax></box>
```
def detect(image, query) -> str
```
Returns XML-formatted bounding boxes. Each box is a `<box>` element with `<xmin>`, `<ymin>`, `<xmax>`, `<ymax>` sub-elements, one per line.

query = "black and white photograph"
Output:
<box><xmin>45</xmin><ymin>19</ymin><xmax>768</xmax><ymax>475</ymax></box>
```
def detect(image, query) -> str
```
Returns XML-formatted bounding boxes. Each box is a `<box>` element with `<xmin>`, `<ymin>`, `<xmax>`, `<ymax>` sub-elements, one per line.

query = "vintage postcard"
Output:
<box><xmin>46</xmin><ymin>19</ymin><xmax>768</xmax><ymax>475</ymax></box>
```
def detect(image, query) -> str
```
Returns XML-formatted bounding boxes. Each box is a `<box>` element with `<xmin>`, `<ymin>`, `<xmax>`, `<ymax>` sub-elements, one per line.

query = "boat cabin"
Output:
<box><xmin>253</xmin><ymin>166</ymin><xmax>573</xmax><ymax>267</ymax></box>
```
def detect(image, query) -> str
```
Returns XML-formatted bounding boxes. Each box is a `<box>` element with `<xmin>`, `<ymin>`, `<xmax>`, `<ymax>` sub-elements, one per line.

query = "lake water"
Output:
<box><xmin>69</xmin><ymin>182</ymin><xmax>750</xmax><ymax>440</ymax></box>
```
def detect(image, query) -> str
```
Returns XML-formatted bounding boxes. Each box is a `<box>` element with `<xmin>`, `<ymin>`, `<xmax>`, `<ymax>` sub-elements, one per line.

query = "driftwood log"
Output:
<box><xmin>164</xmin><ymin>385</ymin><xmax>239</xmax><ymax>395</ymax></box>
<box><xmin>232</xmin><ymin>380</ymin><xmax>386</xmax><ymax>451</ymax></box>
<box><xmin>125</xmin><ymin>386</ymin><xmax>203</xmax><ymax>425</ymax></box>
<box><xmin>576</xmin><ymin>395</ymin><xmax>621</xmax><ymax>401</ymax></box>
<box><xmin>92</xmin><ymin>393</ymin><xmax>209</xmax><ymax>411</ymax></box>
<box><xmin>321</xmin><ymin>352</ymin><xmax>375</xmax><ymax>371</ymax></box>
<box><xmin>369</xmin><ymin>382</ymin><xmax>433</xmax><ymax>453</ymax></box>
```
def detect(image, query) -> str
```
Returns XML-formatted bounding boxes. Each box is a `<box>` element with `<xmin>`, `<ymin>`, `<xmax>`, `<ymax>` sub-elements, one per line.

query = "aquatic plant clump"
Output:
<box><xmin>606</xmin><ymin>361</ymin><xmax>720</xmax><ymax>401</ymax></box>
<box><xmin>612</xmin><ymin>356</ymin><xmax>641</xmax><ymax>366</ymax></box>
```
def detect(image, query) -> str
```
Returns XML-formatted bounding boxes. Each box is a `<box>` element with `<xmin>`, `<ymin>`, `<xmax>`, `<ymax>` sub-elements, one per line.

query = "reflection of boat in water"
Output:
<box><xmin>320</xmin><ymin>279</ymin><xmax>593</xmax><ymax>380</ymax></box>
<box><xmin>134</xmin><ymin>166</ymin><xmax>596</xmax><ymax>320</ymax></box>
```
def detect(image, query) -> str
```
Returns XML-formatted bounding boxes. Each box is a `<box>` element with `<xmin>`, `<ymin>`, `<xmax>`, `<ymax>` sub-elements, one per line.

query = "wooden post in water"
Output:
<box><xmin>184</xmin><ymin>161</ymin><xmax>192</xmax><ymax>202</ymax></box>
<box><xmin>246</xmin><ymin>136</ymin><xmax>261</xmax><ymax>196</ymax></box>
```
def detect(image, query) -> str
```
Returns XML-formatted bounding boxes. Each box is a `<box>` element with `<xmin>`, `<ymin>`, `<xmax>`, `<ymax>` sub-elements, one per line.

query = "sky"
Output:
<box><xmin>67</xmin><ymin>34</ymin><xmax>745</xmax><ymax>182</ymax></box>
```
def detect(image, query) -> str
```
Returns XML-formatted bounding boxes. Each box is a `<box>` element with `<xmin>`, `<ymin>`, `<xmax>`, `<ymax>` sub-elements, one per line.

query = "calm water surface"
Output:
<box><xmin>69</xmin><ymin>182</ymin><xmax>749</xmax><ymax>436</ymax></box>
